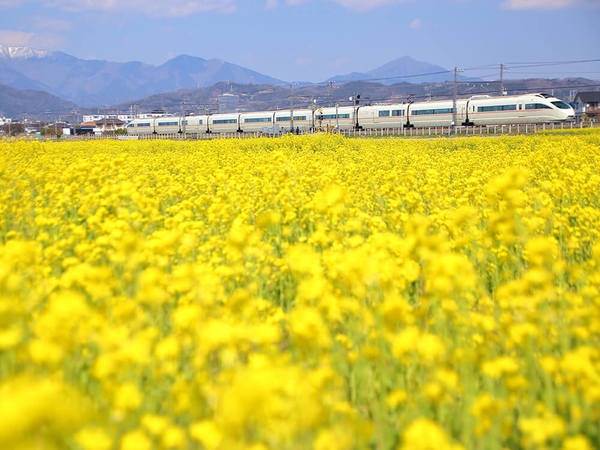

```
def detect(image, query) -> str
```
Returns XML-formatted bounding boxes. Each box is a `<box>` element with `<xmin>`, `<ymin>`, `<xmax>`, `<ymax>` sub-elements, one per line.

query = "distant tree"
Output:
<box><xmin>114</xmin><ymin>128</ymin><xmax>127</xmax><ymax>135</ymax></box>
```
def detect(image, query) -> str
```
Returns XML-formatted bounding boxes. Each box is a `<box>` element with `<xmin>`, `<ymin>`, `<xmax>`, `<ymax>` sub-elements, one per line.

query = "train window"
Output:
<box><xmin>478</xmin><ymin>105</ymin><xmax>517</xmax><ymax>112</ymax></box>
<box><xmin>525</xmin><ymin>103</ymin><xmax>552</xmax><ymax>110</ymax></box>
<box><xmin>552</xmin><ymin>101</ymin><xmax>571</xmax><ymax>110</ymax></box>
<box><xmin>379</xmin><ymin>110</ymin><xmax>390</xmax><ymax>117</ymax></box>
<box><xmin>137</xmin><ymin>123</ymin><xmax>151</xmax><ymax>127</ymax></box>
<box><xmin>317</xmin><ymin>114</ymin><xmax>349</xmax><ymax>120</ymax></box>
<box><xmin>245</xmin><ymin>117</ymin><xmax>272</xmax><ymax>123</ymax></box>
<box><xmin>434</xmin><ymin>108</ymin><xmax>453</xmax><ymax>114</ymax></box>
<box><xmin>158</xmin><ymin>122</ymin><xmax>178</xmax><ymax>126</ymax></box>
<box><xmin>276</xmin><ymin>116</ymin><xmax>307</xmax><ymax>122</ymax></box>
<box><xmin>213</xmin><ymin>119</ymin><xmax>237</xmax><ymax>124</ymax></box>
<box><xmin>392</xmin><ymin>110</ymin><xmax>404</xmax><ymax>116</ymax></box>
<box><xmin>412</xmin><ymin>109</ymin><xmax>434</xmax><ymax>115</ymax></box>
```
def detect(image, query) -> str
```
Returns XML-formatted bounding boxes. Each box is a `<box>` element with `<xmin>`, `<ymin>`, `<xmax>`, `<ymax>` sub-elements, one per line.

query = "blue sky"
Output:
<box><xmin>1</xmin><ymin>0</ymin><xmax>599</xmax><ymax>82</ymax></box>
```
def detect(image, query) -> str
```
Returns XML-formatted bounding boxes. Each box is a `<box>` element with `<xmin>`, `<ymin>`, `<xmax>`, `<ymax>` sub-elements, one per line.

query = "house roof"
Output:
<box><xmin>575</xmin><ymin>91</ymin><xmax>600</xmax><ymax>103</ymax></box>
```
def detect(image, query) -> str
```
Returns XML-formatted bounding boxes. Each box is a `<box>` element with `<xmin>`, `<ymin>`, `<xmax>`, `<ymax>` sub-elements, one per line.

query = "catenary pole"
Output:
<box><xmin>290</xmin><ymin>83</ymin><xmax>294</xmax><ymax>133</ymax></box>
<box><xmin>452</xmin><ymin>67</ymin><xmax>458</xmax><ymax>132</ymax></box>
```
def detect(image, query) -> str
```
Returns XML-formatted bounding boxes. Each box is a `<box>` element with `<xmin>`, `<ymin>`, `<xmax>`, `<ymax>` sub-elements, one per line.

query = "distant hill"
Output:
<box><xmin>328</xmin><ymin>56</ymin><xmax>477</xmax><ymax>85</ymax></box>
<box><xmin>113</xmin><ymin>78</ymin><xmax>598</xmax><ymax>115</ymax></box>
<box><xmin>0</xmin><ymin>83</ymin><xmax>77</xmax><ymax>118</ymax></box>
<box><xmin>0</xmin><ymin>45</ymin><xmax>286</xmax><ymax>107</ymax></box>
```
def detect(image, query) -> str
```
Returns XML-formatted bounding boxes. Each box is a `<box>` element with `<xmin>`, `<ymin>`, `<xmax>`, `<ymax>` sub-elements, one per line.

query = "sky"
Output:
<box><xmin>0</xmin><ymin>0</ymin><xmax>599</xmax><ymax>82</ymax></box>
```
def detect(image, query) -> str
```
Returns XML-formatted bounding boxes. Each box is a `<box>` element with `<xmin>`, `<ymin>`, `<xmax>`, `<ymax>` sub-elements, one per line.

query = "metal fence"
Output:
<box><xmin>30</xmin><ymin>120</ymin><xmax>600</xmax><ymax>142</ymax></box>
<box><xmin>337</xmin><ymin>121</ymin><xmax>599</xmax><ymax>138</ymax></box>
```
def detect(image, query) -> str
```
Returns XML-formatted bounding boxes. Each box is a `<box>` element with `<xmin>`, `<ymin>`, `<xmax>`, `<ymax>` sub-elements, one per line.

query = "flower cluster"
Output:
<box><xmin>1</xmin><ymin>132</ymin><xmax>599</xmax><ymax>449</ymax></box>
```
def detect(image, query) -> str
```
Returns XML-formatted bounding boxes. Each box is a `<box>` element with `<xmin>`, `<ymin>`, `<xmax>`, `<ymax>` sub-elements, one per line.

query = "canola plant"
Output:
<box><xmin>1</xmin><ymin>132</ymin><xmax>600</xmax><ymax>449</ymax></box>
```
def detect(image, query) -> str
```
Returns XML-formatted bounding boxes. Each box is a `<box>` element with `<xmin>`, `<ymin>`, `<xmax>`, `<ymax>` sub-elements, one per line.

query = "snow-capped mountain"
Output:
<box><xmin>0</xmin><ymin>45</ymin><xmax>50</xmax><ymax>60</ymax></box>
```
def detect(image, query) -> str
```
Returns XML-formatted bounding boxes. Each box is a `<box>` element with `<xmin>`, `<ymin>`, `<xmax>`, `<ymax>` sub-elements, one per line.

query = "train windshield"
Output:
<box><xmin>551</xmin><ymin>101</ymin><xmax>571</xmax><ymax>110</ymax></box>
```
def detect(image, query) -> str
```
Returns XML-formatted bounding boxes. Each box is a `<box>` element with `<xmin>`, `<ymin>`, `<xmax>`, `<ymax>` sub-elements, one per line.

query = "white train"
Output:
<box><xmin>126</xmin><ymin>93</ymin><xmax>574</xmax><ymax>135</ymax></box>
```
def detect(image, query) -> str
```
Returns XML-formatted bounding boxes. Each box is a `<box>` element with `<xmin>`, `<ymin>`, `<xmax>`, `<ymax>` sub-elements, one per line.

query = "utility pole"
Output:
<box><xmin>452</xmin><ymin>67</ymin><xmax>458</xmax><ymax>131</ymax></box>
<box><xmin>290</xmin><ymin>83</ymin><xmax>295</xmax><ymax>133</ymax></box>
<box><xmin>329</xmin><ymin>81</ymin><xmax>334</xmax><ymax>107</ymax></box>
<box><xmin>500</xmin><ymin>63</ymin><xmax>504</xmax><ymax>96</ymax></box>
<box><xmin>181</xmin><ymin>100</ymin><xmax>185</xmax><ymax>136</ymax></box>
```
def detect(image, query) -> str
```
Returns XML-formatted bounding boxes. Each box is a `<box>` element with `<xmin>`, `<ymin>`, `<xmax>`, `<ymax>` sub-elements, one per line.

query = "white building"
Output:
<box><xmin>0</xmin><ymin>116</ymin><xmax>12</xmax><ymax>126</ymax></box>
<box><xmin>574</xmin><ymin>92</ymin><xmax>600</xmax><ymax>118</ymax></box>
<box><xmin>218</xmin><ymin>93</ymin><xmax>240</xmax><ymax>113</ymax></box>
<box><xmin>83</xmin><ymin>114</ymin><xmax>135</xmax><ymax>123</ymax></box>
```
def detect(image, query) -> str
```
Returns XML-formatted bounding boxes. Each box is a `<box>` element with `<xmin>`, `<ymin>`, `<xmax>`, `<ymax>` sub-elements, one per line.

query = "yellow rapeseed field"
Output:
<box><xmin>1</xmin><ymin>131</ymin><xmax>600</xmax><ymax>449</ymax></box>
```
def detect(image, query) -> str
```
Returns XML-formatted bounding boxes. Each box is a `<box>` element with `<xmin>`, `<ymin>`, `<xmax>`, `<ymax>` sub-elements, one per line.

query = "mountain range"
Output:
<box><xmin>0</xmin><ymin>45</ymin><xmax>286</xmax><ymax>107</ymax></box>
<box><xmin>0</xmin><ymin>45</ymin><xmax>471</xmax><ymax>108</ymax></box>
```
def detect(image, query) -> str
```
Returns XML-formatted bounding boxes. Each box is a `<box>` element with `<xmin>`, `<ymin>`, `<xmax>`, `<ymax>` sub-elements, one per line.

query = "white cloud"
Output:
<box><xmin>501</xmin><ymin>0</ymin><xmax>587</xmax><ymax>9</ymax></box>
<box><xmin>0</xmin><ymin>0</ymin><xmax>236</xmax><ymax>16</ymax></box>
<box><xmin>330</xmin><ymin>0</ymin><xmax>409</xmax><ymax>9</ymax></box>
<box><xmin>266</xmin><ymin>0</ymin><xmax>278</xmax><ymax>8</ymax></box>
<box><xmin>409</xmin><ymin>18</ymin><xmax>421</xmax><ymax>29</ymax></box>
<box><xmin>282</xmin><ymin>0</ymin><xmax>412</xmax><ymax>10</ymax></box>
<box><xmin>47</xmin><ymin>0</ymin><xmax>236</xmax><ymax>16</ymax></box>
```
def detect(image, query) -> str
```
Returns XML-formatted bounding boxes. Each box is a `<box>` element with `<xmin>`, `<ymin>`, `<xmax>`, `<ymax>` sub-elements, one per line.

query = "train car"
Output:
<box><xmin>405</xmin><ymin>100</ymin><xmax>463</xmax><ymax>128</ymax></box>
<box><xmin>209</xmin><ymin>113</ymin><xmax>240</xmax><ymax>133</ymax></box>
<box><xmin>126</xmin><ymin>118</ymin><xmax>155</xmax><ymax>135</ymax></box>
<box><xmin>468</xmin><ymin>93</ymin><xmax>574</xmax><ymax>125</ymax></box>
<box><xmin>239</xmin><ymin>111</ymin><xmax>276</xmax><ymax>132</ymax></box>
<box><xmin>358</xmin><ymin>104</ymin><xmax>407</xmax><ymax>129</ymax></box>
<box><xmin>274</xmin><ymin>109</ymin><xmax>312</xmax><ymax>132</ymax></box>
<box><xmin>182</xmin><ymin>116</ymin><xmax>208</xmax><ymax>134</ymax></box>
<box><xmin>155</xmin><ymin>117</ymin><xmax>182</xmax><ymax>134</ymax></box>
<box><xmin>314</xmin><ymin>106</ymin><xmax>354</xmax><ymax>131</ymax></box>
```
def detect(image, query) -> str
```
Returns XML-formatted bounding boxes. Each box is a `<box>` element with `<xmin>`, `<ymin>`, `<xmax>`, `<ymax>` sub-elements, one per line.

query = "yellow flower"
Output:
<box><xmin>120</xmin><ymin>430</ymin><xmax>152</xmax><ymax>450</ymax></box>
<box><xmin>75</xmin><ymin>427</ymin><xmax>112</xmax><ymax>450</ymax></box>
<box><xmin>400</xmin><ymin>418</ymin><xmax>463</xmax><ymax>450</ymax></box>
<box><xmin>189</xmin><ymin>420</ymin><xmax>222</xmax><ymax>449</ymax></box>
<box><xmin>562</xmin><ymin>435</ymin><xmax>593</xmax><ymax>450</ymax></box>
<box><xmin>113</xmin><ymin>382</ymin><xmax>143</xmax><ymax>412</ymax></box>
<box><xmin>0</xmin><ymin>325</ymin><xmax>22</xmax><ymax>350</ymax></box>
